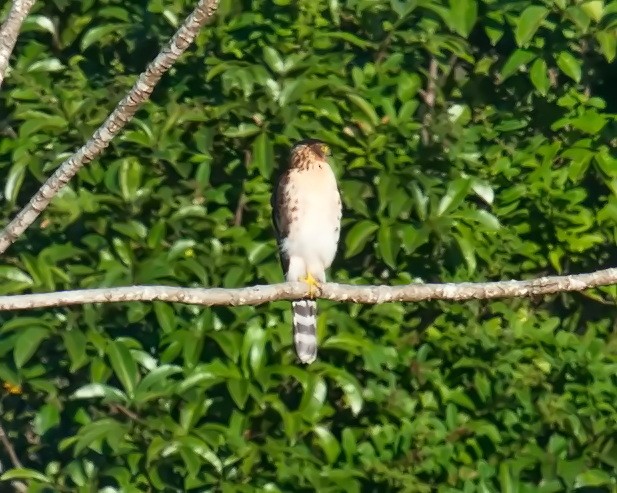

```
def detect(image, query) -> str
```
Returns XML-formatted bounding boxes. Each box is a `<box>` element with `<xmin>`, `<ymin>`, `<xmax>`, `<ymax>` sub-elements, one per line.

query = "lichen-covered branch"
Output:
<box><xmin>0</xmin><ymin>268</ymin><xmax>616</xmax><ymax>311</ymax></box>
<box><xmin>0</xmin><ymin>0</ymin><xmax>37</xmax><ymax>89</ymax></box>
<box><xmin>0</xmin><ymin>0</ymin><xmax>220</xmax><ymax>255</ymax></box>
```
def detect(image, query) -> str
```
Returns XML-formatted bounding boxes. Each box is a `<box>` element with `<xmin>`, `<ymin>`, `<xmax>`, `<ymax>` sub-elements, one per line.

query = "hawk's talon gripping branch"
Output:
<box><xmin>301</xmin><ymin>273</ymin><xmax>321</xmax><ymax>299</ymax></box>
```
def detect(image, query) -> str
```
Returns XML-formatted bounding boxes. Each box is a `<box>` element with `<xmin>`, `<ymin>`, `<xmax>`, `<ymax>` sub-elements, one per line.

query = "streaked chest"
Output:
<box><xmin>283</xmin><ymin>166</ymin><xmax>341</xmax><ymax>231</ymax></box>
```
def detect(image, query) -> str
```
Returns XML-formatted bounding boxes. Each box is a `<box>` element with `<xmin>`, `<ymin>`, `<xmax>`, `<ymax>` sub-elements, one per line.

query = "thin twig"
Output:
<box><xmin>233</xmin><ymin>149</ymin><xmax>251</xmax><ymax>226</ymax></box>
<box><xmin>108</xmin><ymin>404</ymin><xmax>146</xmax><ymax>425</ymax></box>
<box><xmin>0</xmin><ymin>422</ymin><xmax>28</xmax><ymax>492</ymax></box>
<box><xmin>0</xmin><ymin>268</ymin><xmax>615</xmax><ymax>310</ymax></box>
<box><xmin>0</xmin><ymin>0</ymin><xmax>220</xmax><ymax>256</ymax></box>
<box><xmin>419</xmin><ymin>57</ymin><xmax>438</xmax><ymax>145</ymax></box>
<box><xmin>0</xmin><ymin>0</ymin><xmax>37</xmax><ymax>89</ymax></box>
<box><xmin>419</xmin><ymin>57</ymin><xmax>439</xmax><ymax>109</ymax></box>
<box><xmin>0</xmin><ymin>423</ymin><xmax>21</xmax><ymax>469</ymax></box>
<box><xmin>233</xmin><ymin>193</ymin><xmax>247</xmax><ymax>226</ymax></box>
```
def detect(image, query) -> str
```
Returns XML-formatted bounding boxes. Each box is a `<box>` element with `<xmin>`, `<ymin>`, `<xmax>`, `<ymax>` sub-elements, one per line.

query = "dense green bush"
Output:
<box><xmin>2</xmin><ymin>0</ymin><xmax>617</xmax><ymax>490</ymax></box>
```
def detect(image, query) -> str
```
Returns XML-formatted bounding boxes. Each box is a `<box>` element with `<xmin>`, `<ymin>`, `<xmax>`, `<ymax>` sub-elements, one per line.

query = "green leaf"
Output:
<box><xmin>241</xmin><ymin>325</ymin><xmax>266</xmax><ymax>375</ymax></box>
<box><xmin>530</xmin><ymin>58</ymin><xmax>550</xmax><ymax>95</ymax></box>
<box><xmin>499</xmin><ymin>463</ymin><xmax>515</xmax><ymax>493</ymax></box>
<box><xmin>341</xmin><ymin>428</ymin><xmax>357</xmax><ymax>462</ymax></box>
<box><xmin>71</xmin><ymin>383</ymin><xmax>127</xmax><ymax>402</ymax></box>
<box><xmin>80</xmin><ymin>24</ymin><xmax>127</xmax><ymax>50</ymax></box>
<box><xmin>571</xmin><ymin>111</ymin><xmax>607</xmax><ymax>133</ymax></box>
<box><xmin>62</xmin><ymin>330</ymin><xmax>88</xmax><ymax>372</ymax></box>
<box><xmin>566</xmin><ymin>5</ymin><xmax>591</xmax><ymax>30</ymax></box>
<box><xmin>574</xmin><ymin>469</ymin><xmax>612</xmax><ymax>487</ymax></box>
<box><xmin>454</xmin><ymin>229</ymin><xmax>477</xmax><ymax>273</ymax></box>
<box><xmin>223</xmin><ymin>123</ymin><xmax>260</xmax><ymax>138</ymax></box>
<box><xmin>263</xmin><ymin>46</ymin><xmax>285</xmax><ymax>73</ymax></box>
<box><xmin>500</xmin><ymin>49</ymin><xmax>536</xmax><ymax>80</ymax></box>
<box><xmin>4</xmin><ymin>162</ymin><xmax>27</xmax><ymax>204</ymax></box>
<box><xmin>377</xmin><ymin>223</ymin><xmax>398</xmax><ymax>268</ymax></box>
<box><xmin>596</xmin><ymin>31</ymin><xmax>617</xmax><ymax>62</ymax></box>
<box><xmin>410</xmin><ymin>183</ymin><xmax>428</xmax><ymax>220</ymax></box>
<box><xmin>298</xmin><ymin>375</ymin><xmax>327</xmax><ymax>419</ymax></box>
<box><xmin>209</xmin><ymin>332</ymin><xmax>242</xmax><ymax>361</ymax></box>
<box><xmin>176</xmin><ymin>436</ymin><xmax>224</xmax><ymax>473</ymax></box>
<box><xmin>136</xmin><ymin>365</ymin><xmax>182</xmax><ymax>393</ymax></box>
<box><xmin>252</xmin><ymin>132</ymin><xmax>274</xmax><ymax>178</ymax></box>
<box><xmin>314</xmin><ymin>425</ymin><xmax>341</xmax><ymax>464</ymax></box>
<box><xmin>580</xmin><ymin>0</ymin><xmax>604</xmax><ymax>22</ymax></box>
<box><xmin>345</xmin><ymin>220</ymin><xmax>378</xmax><ymax>258</ymax></box>
<box><xmin>34</xmin><ymin>403</ymin><xmax>60</xmax><ymax>435</ymax></box>
<box><xmin>557</xmin><ymin>51</ymin><xmax>582</xmax><ymax>82</ymax></box>
<box><xmin>471</xmin><ymin>180</ymin><xmax>494</xmax><ymax>205</ymax></box>
<box><xmin>485</xmin><ymin>11</ymin><xmax>505</xmax><ymax>45</ymax></box>
<box><xmin>134</xmin><ymin>366</ymin><xmax>181</xmax><ymax>404</ymax></box>
<box><xmin>26</xmin><ymin>58</ymin><xmax>65</xmax><ymax>73</ymax></box>
<box><xmin>515</xmin><ymin>5</ymin><xmax>548</xmax><ymax>47</ymax></box>
<box><xmin>153</xmin><ymin>302</ymin><xmax>176</xmax><ymax>334</ymax></box>
<box><xmin>0</xmin><ymin>468</ymin><xmax>51</xmax><ymax>483</ymax></box>
<box><xmin>73</xmin><ymin>418</ymin><xmax>128</xmax><ymax>455</ymax></box>
<box><xmin>467</xmin><ymin>210</ymin><xmax>501</xmax><ymax>230</ymax></box>
<box><xmin>400</xmin><ymin>225</ymin><xmax>429</xmax><ymax>254</ymax></box>
<box><xmin>396</xmin><ymin>73</ymin><xmax>421</xmax><ymax>102</ymax></box>
<box><xmin>322</xmin><ymin>333</ymin><xmax>368</xmax><ymax>355</ymax></box>
<box><xmin>449</xmin><ymin>0</ymin><xmax>478</xmax><ymax>37</ymax></box>
<box><xmin>437</xmin><ymin>178</ymin><xmax>471</xmax><ymax>216</ymax></box>
<box><xmin>14</xmin><ymin>327</ymin><xmax>48</xmax><ymax>368</ymax></box>
<box><xmin>1</xmin><ymin>317</ymin><xmax>49</xmax><ymax>334</ymax></box>
<box><xmin>107</xmin><ymin>341</ymin><xmax>139</xmax><ymax>398</ymax></box>
<box><xmin>227</xmin><ymin>378</ymin><xmax>249</xmax><ymax>409</ymax></box>
<box><xmin>22</xmin><ymin>15</ymin><xmax>58</xmax><ymax>38</ymax></box>
<box><xmin>346</xmin><ymin>93</ymin><xmax>379</xmax><ymax>127</ymax></box>
<box><xmin>324</xmin><ymin>367</ymin><xmax>363</xmax><ymax>416</ymax></box>
<box><xmin>180</xmin><ymin>447</ymin><xmax>201</xmax><ymax>479</ymax></box>
<box><xmin>0</xmin><ymin>266</ymin><xmax>33</xmax><ymax>284</ymax></box>
<box><xmin>119</xmin><ymin>158</ymin><xmax>142</xmax><ymax>202</ymax></box>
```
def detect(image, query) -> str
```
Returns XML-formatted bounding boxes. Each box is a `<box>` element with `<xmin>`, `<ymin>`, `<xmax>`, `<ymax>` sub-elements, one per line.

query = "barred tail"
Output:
<box><xmin>292</xmin><ymin>299</ymin><xmax>318</xmax><ymax>364</ymax></box>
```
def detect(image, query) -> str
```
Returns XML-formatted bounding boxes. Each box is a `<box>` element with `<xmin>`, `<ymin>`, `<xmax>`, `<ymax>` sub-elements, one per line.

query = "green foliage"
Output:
<box><xmin>1</xmin><ymin>0</ymin><xmax>617</xmax><ymax>491</ymax></box>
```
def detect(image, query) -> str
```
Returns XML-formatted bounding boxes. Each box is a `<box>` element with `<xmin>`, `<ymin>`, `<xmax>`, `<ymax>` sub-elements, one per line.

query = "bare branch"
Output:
<box><xmin>0</xmin><ymin>422</ymin><xmax>27</xmax><ymax>493</ymax></box>
<box><xmin>0</xmin><ymin>0</ymin><xmax>36</xmax><ymax>89</ymax></box>
<box><xmin>0</xmin><ymin>268</ymin><xmax>616</xmax><ymax>311</ymax></box>
<box><xmin>0</xmin><ymin>424</ymin><xmax>21</xmax><ymax>468</ymax></box>
<box><xmin>0</xmin><ymin>0</ymin><xmax>220</xmax><ymax>255</ymax></box>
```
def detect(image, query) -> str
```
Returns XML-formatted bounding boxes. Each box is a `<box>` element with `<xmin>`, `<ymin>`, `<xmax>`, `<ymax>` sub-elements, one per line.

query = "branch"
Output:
<box><xmin>0</xmin><ymin>423</ymin><xmax>27</xmax><ymax>493</ymax></box>
<box><xmin>0</xmin><ymin>0</ymin><xmax>37</xmax><ymax>89</ymax></box>
<box><xmin>0</xmin><ymin>424</ymin><xmax>21</xmax><ymax>468</ymax></box>
<box><xmin>0</xmin><ymin>0</ymin><xmax>220</xmax><ymax>256</ymax></box>
<box><xmin>0</xmin><ymin>268</ymin><xmax>616</xmax><ymax>311</ymax></box>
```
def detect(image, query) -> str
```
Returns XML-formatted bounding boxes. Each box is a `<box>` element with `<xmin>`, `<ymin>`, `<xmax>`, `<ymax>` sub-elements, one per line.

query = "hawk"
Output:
<box><xmin>271</xmin><ymin>139</ymin><xmax>342</xmax><ymax>364</ymax></box>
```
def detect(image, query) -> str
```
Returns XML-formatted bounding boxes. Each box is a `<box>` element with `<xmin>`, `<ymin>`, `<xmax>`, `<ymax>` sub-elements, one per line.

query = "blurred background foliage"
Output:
<box><xmin>1</xmin><ymin>0</ymin><xmax>617</xmax><ymax>491</ymax></box>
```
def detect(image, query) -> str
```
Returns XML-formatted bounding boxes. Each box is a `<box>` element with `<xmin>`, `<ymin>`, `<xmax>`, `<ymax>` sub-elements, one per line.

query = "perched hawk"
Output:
<box><xmin>271</xmin><ymin>139</ymin><xmax>342</xmax><ymax>364</ymax></box>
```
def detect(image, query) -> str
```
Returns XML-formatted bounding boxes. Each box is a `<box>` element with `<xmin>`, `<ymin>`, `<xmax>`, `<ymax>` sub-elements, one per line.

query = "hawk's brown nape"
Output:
<box><xmin>291</xmin><ymin>139</ymin><xmax>327</xmax><ymax>159</ymax></box>
<box><xmin>309</xmin><ymin>142</ymin><xmax>329</xmax><ymax>160</ymax></box>
<box><xmin>289</xmin><ymin>139</ymin><xmax>329</xmax><ymax>170</ymax></box>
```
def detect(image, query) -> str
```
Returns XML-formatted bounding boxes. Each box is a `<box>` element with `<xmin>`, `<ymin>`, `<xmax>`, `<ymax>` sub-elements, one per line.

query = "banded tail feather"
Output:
<box><xmin>292</xmin><ymin>299</ymin><xmax>318</xmax><ymax>364</ymax></box>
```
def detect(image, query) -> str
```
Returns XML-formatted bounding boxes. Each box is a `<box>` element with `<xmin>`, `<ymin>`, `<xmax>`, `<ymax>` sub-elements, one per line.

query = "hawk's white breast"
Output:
<box><xmin>282</xmin><ymin>163</ymin><xmax>341</xmax><ymax>272</ymax></box>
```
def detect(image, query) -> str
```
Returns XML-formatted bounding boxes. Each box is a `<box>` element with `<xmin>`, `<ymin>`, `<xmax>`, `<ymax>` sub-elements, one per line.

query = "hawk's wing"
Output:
<box><xmin>271</xmin><ymin>170</ymin><xmax>291</xmax><ymax>274</ymax></box>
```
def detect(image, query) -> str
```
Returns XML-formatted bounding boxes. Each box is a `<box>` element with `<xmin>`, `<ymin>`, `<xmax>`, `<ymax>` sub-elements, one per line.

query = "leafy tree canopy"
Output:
<box><xmin>1</xmin><ymin>0</ymin><xmax>617</xmax><ymax>491</ymax></box>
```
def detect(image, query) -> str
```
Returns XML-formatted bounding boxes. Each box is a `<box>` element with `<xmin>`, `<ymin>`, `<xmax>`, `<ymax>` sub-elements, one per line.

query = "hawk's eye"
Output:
<box><xmin>320</xmin><ymin>144</ymin><xmax>331</xmax><ymax>156</ymax></box>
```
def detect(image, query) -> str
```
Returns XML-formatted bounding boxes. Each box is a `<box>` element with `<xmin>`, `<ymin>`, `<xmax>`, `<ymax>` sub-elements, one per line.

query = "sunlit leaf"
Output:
<box><xmin>515</xmin><ymin>6</ymin><xmax>548</xmax><ymax>47</ymax></box>
<box><xmin>14</xmin><ymin>327</ymin><xmax>48</xmax><ymax>368</ymax></box>
<box><xmin>107</xmin><ymin>341</ymin><xmax>139</xmax><ymax>398</ymax></box>
<box><xmin>557</xmin><ymin>51</ymin><xmax>582</xmax><ymax>82</ymax></box>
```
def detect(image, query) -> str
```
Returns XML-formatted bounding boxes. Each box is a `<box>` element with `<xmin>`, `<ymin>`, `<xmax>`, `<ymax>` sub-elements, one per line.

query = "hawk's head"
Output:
<box><xmin>289</xmin><ymin>139</ymin><xmax>331</xmax><ymax>168</ymax></box>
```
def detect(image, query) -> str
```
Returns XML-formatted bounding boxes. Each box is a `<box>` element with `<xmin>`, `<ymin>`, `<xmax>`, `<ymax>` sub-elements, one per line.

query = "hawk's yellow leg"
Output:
<box><xmin>301</xmin><ymin>272</ymin><xmax>320</xmax><ymax>298</ymax></box>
